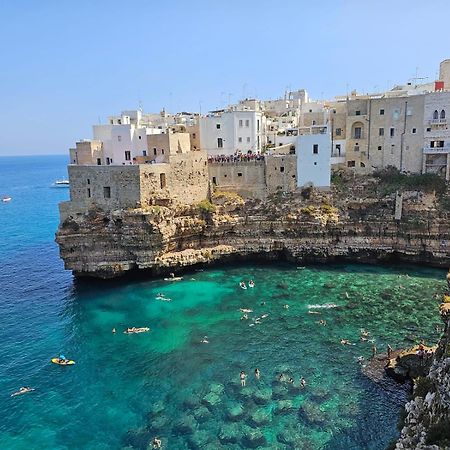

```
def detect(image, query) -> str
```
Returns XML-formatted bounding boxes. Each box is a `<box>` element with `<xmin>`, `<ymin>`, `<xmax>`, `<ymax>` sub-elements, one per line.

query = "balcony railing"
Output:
<box><xmin>428</xmin><ymin>118</ymin><xmax>447</xmax><ymax>125</ymax></box>
<box><xmin>423</xmin><ymin>146</ymin><xmax>450</xmax><ymax>154</ymax></box>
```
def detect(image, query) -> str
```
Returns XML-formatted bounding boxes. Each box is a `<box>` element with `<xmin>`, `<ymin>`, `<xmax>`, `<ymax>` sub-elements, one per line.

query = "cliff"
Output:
<box><xmin>394</xmin><ymin>302</ymin><xmax>450</xmax><ymax>450</ymax></box>
<box><xmin>56</xmin><ymin>174</ymin><xmax>450</xmax><ymax>279</ymax></box>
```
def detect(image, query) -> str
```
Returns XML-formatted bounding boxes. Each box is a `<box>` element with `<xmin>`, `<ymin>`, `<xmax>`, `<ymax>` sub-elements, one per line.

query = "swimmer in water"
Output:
<box><xmin>255</xmin><ymin>368</ymin><xmax>260</xmax><ymax>380</ymax></box>
<box><xmin>283</xmin><ymin>304</ymin><xmax>289</xmax><ymax>309</ymax></box>
<box><xmin>300</xmin><ymin>377</ymin><xmax>306</xmax><ymax>388</ymax></box>
<box><xmin>240</xmin><ymin>371</ymin><xmax>247</xmax><ymax>386</ymax></box>
<box><xmin>200</xmin><ymin>336</ymin><xmax>209</xmax><ymax>343</ymax></box>
<box><xmin>288</xmin><ymin>377</ymin><xmax>294</xmax><ymax>384</ymax></box>
<box><xmin>317</xmin><ymin>320</ymin><xmax>327</xmax><ymax>326</ymax></box>
<box><xmin>152</xmin><ymin>437</ymin><xmax>162</xmax><ymax>449</ymax></box>
<box><xmin>340</xmin><ymin>339</ymin><xmax>351</xmax><ymax>345</ymax></box>
<box><xmin>240</xmin><ymin>314</ymin><xmax>248</xmax><ymax>321</ymax></box>
<box><xmin>11</xmin><ymin>386</ymin><xmax>35</xmax><ymax>397</ymax></box>
<box><xmin>112</xmin><ymin>328</ymin><xmax>116</xmax><ymax>333</ymax></box>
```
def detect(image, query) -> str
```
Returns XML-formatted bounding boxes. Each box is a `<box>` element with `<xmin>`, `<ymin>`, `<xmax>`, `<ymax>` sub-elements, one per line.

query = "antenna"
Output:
<box><xmin>409</xmin><ymin>67</ymin><xmax>428</xmax><ymax>86</ymax></box>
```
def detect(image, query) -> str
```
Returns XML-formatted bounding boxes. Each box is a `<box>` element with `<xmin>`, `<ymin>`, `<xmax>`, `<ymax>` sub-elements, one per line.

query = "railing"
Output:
<box><xmin>429</xmin><ymin>119</ymin><xmax>447</xmax><ymax>125</ymax></box>
<box><xmin>423</xmin><ymin>146</ymin><xmax>450</xmax><ymax>154</ymax></box>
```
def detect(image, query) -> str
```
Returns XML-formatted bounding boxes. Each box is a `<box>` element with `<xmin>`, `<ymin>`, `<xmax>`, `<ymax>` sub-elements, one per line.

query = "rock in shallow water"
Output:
<box><xmin>253</xmin><ymin>387</ymin><xmax>272</xmax><ymax>405</ymax></box>
<box><xmin>172</xmin><ymin>414</ymin><xmax>197</xmax><ymax>435</ymax></box>
<box><xmin>249</xmin><ymin>407</ymin><xmax>271</xmax><ymax>426</ymax></box>
<box><xmin>241</xmin><ymin>426</ymin><xmax>266</xmax><ymax>448</ymax></box>
<box><xmin>218</xmin><ymin>423</ymin><xmax>241</xmax><ymax>444</ymax></box>
<box><xmin>299</xmin><ymin>400</ymin><xmax>327</xmax><ymax>426</ymax></box>
<box><xmin>202</xmin><ymin>391</ymin><xmax>221</xmax><ymax>408</ymax></box>
<box><xmin>275</xmin><ymin>399</ymin><xmax>294</xmax><ymax>415</ymax></box>
<box><xmin>192</xmin><ymin>405</ymin><xmax>210</xmax><ymax>423</ymax></box>
<box><xmin>226</xmin><ymin>403</ymin><xmax>245</xmax><ymax>421</ymax></box>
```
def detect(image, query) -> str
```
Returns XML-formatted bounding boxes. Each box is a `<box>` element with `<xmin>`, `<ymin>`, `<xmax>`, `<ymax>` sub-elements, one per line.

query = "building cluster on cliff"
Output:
<box><xmin>62</xmin><ymin>59</ymin><xmax>450</xmax><ymax>217</ymax></box>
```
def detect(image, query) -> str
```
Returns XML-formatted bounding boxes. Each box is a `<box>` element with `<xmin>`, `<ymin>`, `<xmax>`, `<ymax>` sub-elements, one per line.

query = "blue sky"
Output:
<box><xmin>0</xmin><ymin>0</ymin><xmax>449</xmax><ymax>155</ymax></box>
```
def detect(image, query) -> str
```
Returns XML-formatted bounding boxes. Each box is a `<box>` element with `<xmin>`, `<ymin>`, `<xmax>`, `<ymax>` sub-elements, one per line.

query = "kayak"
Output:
<box><xmin>51</xmin><ymin>358</ymin><xmax>75</xmax><ymax>365</ymax></box>
<box><xmin>164</xmin><ymin>277</ymin><xmax>183</xmax><ymax>281</ymax></box>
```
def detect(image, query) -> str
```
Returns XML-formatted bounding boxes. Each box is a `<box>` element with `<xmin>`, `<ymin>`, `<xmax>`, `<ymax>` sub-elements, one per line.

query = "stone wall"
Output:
<box><xmin>265</xmin><ymin>154</ymin><xmax>297</xmax><ymax>194</ymax></box>
<box><xmin>208</xmin><ymin>161</ymin><xmax>266</xmax><ymax>199</ymax></box>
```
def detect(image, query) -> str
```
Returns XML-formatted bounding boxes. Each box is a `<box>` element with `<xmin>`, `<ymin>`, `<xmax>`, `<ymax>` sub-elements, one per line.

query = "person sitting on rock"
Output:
<box><xmin>152</xmin><ymin>437</ymin><xmax>162</xmax><ymax>449</ymax></box>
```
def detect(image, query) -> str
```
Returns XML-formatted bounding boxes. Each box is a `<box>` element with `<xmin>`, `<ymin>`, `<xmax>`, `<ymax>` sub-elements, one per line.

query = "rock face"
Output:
<box><xmin>395</xmin><ymin>305</ymin><xmax>450</xmax><ymax>449</ymax></box>
<box><xmin>56</xmin><ymin>184</ymin><xmax>450</xmax><ymax>278</ymax></box>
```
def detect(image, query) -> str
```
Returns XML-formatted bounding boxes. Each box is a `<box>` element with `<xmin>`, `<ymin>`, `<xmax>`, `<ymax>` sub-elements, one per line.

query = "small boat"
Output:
<box><xmin>51</xmin><ymin>358</ymin><xmax>75</xmax><ymax>366</ymax></box>
<box><xmin>248</xmin><ymin>280</ymin><xmax>255</xmax><ymax>288</ymax></box>
<box><xmin>54</xmin><ymin>179</ymin><xmax>69</xmax><ymax>187</ymax></box>
<box><xmin>239</xmin><ymin>282</ymin><xmax>247</xmax><ymax>290</ymax></box>
<box><xmin>164</xmin><ymin>276</ymin><xmax>183</xmax><ymax>282</ymax></box>
<box><xmin>2</xmin><ymin>196</ymin><xmax>11</xmax><ymax>202</ymax></box>
<box><xmin>239</xmin><ymin>308</ymin><xmax>253</xmax><ymax>313</ymax></box>
<box><xmin>156</xmin><ymin>296</ymin><xmax>172</xmax><ymax>302</ymax></box>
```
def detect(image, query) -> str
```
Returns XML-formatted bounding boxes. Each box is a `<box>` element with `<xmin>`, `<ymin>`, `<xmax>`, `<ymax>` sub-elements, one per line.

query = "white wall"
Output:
<box><xmin>297</xmin><ymin>132</ymin><xmax>331</xmax><ymax>188</ymax></box>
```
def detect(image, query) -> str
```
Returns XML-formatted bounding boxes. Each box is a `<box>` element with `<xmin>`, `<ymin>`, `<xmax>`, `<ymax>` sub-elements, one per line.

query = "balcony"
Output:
<box><xmin>428</xmin><ymin>119</ymin><xmax>447</xmax><ymax>125</ymax></box>
<box><xmin>423</xmin><ymin>146</ymin><xmax>450</xmax><ymax>154</ymax></box>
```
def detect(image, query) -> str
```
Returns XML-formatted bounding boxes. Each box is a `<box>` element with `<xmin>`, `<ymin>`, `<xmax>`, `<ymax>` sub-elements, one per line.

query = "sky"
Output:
<box><xmin>0</xmin><ymin>0</ymin><xmax>450</xmax><ymax>156</ymax></box>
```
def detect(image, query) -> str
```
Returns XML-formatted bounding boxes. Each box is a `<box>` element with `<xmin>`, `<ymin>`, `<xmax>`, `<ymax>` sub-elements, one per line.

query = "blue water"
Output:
<box><xmin>0</xmin><ymin>155</ymin><xmax>445</xmax><ymax>449</ymax></box>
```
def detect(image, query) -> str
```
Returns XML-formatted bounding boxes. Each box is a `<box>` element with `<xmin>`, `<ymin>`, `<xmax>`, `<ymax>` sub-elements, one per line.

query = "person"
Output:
<box><xmin>200</xmin><ymin>336</ymin><xmax>209</xmax><ymax>343</ymax></box>
<box><xmin>387</xmin><ymin>344</ymin><xmax>393</xmax><ymax>359</ymax></box>
<box><xmin>318</xmin><ymin>320</ymin><xmax>327</xmax><ymax>326</ymax></box>
<box><xmin>255</xmin><ymin>368</ymin><xmax>260</xmax><ymax>380</ymax></box>
<box><xmin>357</xmin><ymin>356</ymin><xmax>365</xmax><ymax>364</ymax></box>
<box><xmin>288</xmin><ymin>377</ymin><xmax>294</xmax><ymax>384</ymax></box>
<box><xmin>240</xmin><ymin>371</ymin><xmax>247</xmax><ymax>387</ymax></box>
<box><xmin>240</xmin><ymin>314</ymin><xmax>248</xmax><ymax>321</ymax></box>
<box><xmin>249</xmin><ymin>280</ymin><xmax>255</xmax><ymax>288</ymax></box>
<box><xmin>300</xmin><ymin>377</ymin><xmax>306</xmax><ymax>388</ymax></box>
<box><xmin>283</xmin><ymin>304</ymin><xmax>289</xmax><ymax>309</ymax></box>
<box><xmin>372</xmin><ymin>345</ymin><xmax>377</xmax><ymax>359</ymax></box>
<box><xmin>11</xmin><ymin>386</ymin><xmax>35</xmax><ymax>397</ymax></box>
<box><xmin>278</xmin><ymin>373</ymin><xmax>285</xmax><ymax>382</ymax></box>
<box><xmin>152</xmin><ymin>437</ymin><xmax>162</xmax><ymax>449</ymax></box>
<box><xmin>169</xmin><ymin>273</ymin><xmax>175</xmax><ymax>279</ymax></box>
<box><xmin>340</xmin><ymin>339</ymin><xmax>350</xmax><ymax>345</ymax></box>
<box><xmin>112</xmin><ymin>328</ymin><xmax>116</xmax><ymax>334</ymax></box>
<box><xmin>58</xmin><ymin>354</ymin><xmax>68</xmax><ymax>364</ymax></box>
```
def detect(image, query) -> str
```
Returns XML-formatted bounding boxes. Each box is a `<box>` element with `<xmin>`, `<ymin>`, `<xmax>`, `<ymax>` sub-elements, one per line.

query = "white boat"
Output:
<box><xmin>54</xmin><ymin>179</ymin><xmax>70</xmax><ymax>187</ymax></box>
<box><xmin>2</xmin><ymin>196</ymin><xmax>11</xmax><ymax>202</ymax></box>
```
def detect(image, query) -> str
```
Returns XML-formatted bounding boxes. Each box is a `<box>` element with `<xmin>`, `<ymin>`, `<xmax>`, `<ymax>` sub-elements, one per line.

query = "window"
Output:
<box><xmin>161</xmin><ymin>149</ymin><xmax>164</xmax><ymax>155</ymax></box>
<box><xmin>412</xmin><ymin>128</ymin><xmax>417</xmax><ymax>134</ymax></box>
<box><xmin>118</xmin><ymin>136</ymin><xmax>122</xmax><ymax>142</ymax></box>
<box><xmin>360</xmin><ymin>162</ymin><xmax>366</xmax><ymax>167</ymax></box>
<box><xmin>87</xmin><ymin>188</ymin><xmax>91</xmax><ymax>198</ymax></box>
<box><xmin>313</xmin><ymin>144</ymin><xmax>319</xmax><ymax>154</ymax></box>
<box><xmin>103</xmin><ymin>187</ymin><xmax>111</xmax><ymax>198</ymax></box>
<box><xmin>379</xmin><ymin>109</ymin><xmax>385</xmax><ymax>115</ymax></box>
<box><xmin>160</xmin><ymin>173</ymin><xmax>166</xmax><ymax>189</ymax></box>
<box><xmin>441</xmin><ymin>110</ymin><xmax>446</xmax><ymax>119</ymax></box>
<box><xmin>354</xmin><ymin>144</ymin><xmax>360</xmax><ymax>151</ymax></box>
<box><xmin>238</xmin><ymin>137</ymin><xmax>242</xmax><ymax>143</ymax></box>
<box><xmin>239</xmin><ymin>120</ymin><xmax>243</xmax><ymax>127</ymax></box>
<box><xmin>216</xmin><ymin>123</ymin><xmax>221</xmax><ymax>129</ymax></box>
<box><xmin>217</xmin><ymin>138</ymin><xmax>223</xmax><ymax>148</ymax></box>
<box><xmin>143</xmin><ymin>150</ymin><xmax>147</xmax><ymax>156</ymax></box>
<box><xmin>314</xmin><ymin>162</ymin><xmax>317</xmax><ymax>166</ymax></box>
<box><xmin>354</xmin><ymin>127</ymin><xmax>362</xmax><ymax>139</ymax></box>
<box><xmin>433</xmin><ymin>110</ymin><xmax>439</xmax><ymax>120</ymax></box>
<box><xmin>379</xmin><ymin>128</ymin><xmax>384</xmax><ymax>136</ymax></box>
<box><xmin>138</xmin><ymin>136</ymin><xmax>142</xmax><ymax>140</ymax></box>
<box><xmin>356</xmin><ymin>110</ymin><xmax>361</xmax><ymax>116</ymax></box>
<box><xmin>312</xmin><ymin>120</ymin><xmax>316</xmax><ymax>125</ymax></box>
<box><xmin>280</xmin><ymin>167</ymin><xmax>285</xmax><ymax>173</ymax></box>
<box><xmin>257</xmin><ymin>120</ymin><xmax>260</xmax><ymax>132</ymax></box>
<box><xmin>378</xmin><ymin>146</ymin><xmax>382</xmax><ymax>151</ymax></box>
<box><xmin>427</xmin><ymin>127</ymin><xmax>431</xmax><ymax>132</ymax></box>
<box><xmin>390</xmin><ymin>128</ymin><xmax>395</xmax><ymax>137</ymax></box>
<box><xmin>125</xmin><ymin>151</ymin><xmax>131</xmax><ymax>161</ymax></box>
<box><xmin>347</xmin><ymin>161</ymin><xmax>356</xmax><ymax>167</ymax></box>
<box><xmin>247</xmin><ymin>137</ymin><xmax>250</xmax><ymax>143</ymax></box>
<box><xmin>336</xmin><ymin>144</ymin><xmax>341</xmax><ymax>155</ymax></box>
<box><xmin>97</xmin><ymin>158</ymin><xmax>101</xmax><ymax>165</ymax></box>
<box><xmin>192</xmin><ymin>133</ymin><xmax>196</xmax><ymax>139</ymax></box>
<box><xmin>212</xmin><ymin>177</ymin><xmax>217</xmax><ymax>185</ymax></box>
<box><xmin>238</xmin><ymin>172</ymin><xmax>243</xmax><ymax>177</ymax></box>
<box><xmin>153</xmin><ymin>148</ymin><xmax>157</xmax><ymax>156</ymax></box>
<box><xmin>245</xmin><ymin>120</ymin><xmax>249</xmax><ymax>127</ymax></box>
<box><xmin>335</xmin><ymin>128</ymin><xmax>342</xmax><ymax>136</ymax></box>
<box><xmin>87</xmin><ymin>178</ymin><xmax>90</xmax><ymax>184</ymax></box>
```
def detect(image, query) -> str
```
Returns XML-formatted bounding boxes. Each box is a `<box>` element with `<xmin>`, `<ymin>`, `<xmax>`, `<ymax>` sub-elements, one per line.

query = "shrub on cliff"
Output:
<box><xmin>197</xmin><ymin>200</ymin><xmax>216</xmax><ymax>214</ymax></box>
<box><xmin>425</xmin><ymin>420</ymin><xmax>450</xmax><ymax>447</ymax></box>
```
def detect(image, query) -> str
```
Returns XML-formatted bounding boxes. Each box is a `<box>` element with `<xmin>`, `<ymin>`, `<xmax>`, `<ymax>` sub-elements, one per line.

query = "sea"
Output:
<box><xmin>0</xmin><ymin>154</ymin><xmax>446</xmax><ymax>450</ymax></box>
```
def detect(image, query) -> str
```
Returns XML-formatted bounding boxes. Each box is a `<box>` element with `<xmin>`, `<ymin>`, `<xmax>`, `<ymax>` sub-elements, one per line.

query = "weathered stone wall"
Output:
<box><xmin>265</xmin><ymin>154</ymin><xmax>297</xmax><ymax>194</ymax></box>
<box><xmin>208</xmin><ymin>161</ymin><xmax>266</xmax><ymax>199</ymax></box>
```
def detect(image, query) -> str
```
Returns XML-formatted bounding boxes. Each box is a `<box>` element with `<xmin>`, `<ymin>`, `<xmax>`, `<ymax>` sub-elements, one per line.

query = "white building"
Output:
<box><xmin>296</xmin><ymin>127</ymin><xmax>331</xmax><ymax>188</ymax></box>
<box><xmin>93</xmin><ymin>110</ymin><xmax>160</xmax><ymax>165</ymax></box>
<box><xmin>199</xmin><ymin>109</ymin><xmax>264</xmax><ymax>156</ymax></box>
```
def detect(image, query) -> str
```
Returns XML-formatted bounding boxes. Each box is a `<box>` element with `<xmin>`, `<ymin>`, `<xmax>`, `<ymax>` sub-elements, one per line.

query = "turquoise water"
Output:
<box><xmin>0</xmin><ymin>155</ymin><xmax>446</xmax><ymax>450</ymax></box>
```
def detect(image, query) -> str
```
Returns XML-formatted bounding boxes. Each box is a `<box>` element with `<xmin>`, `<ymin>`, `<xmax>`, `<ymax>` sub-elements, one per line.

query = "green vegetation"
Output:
<box><xmin>373</xmin><ymin>166</ymin><xmax>446</xmax><ymax>195</ymax></box>
<box><xmin>425</xmin><ymin>420</ymin><xmax>450</xmax><ymax>447</ymax></box>
<box><xmin>414</xmin><ymin>376</ymin><xmax>434</xmax><ymax>398</ymax></box>
<box><xmin>197</xmin><ymin>199</ymin><xmax>216</xmax><ymax>214</ymax></box>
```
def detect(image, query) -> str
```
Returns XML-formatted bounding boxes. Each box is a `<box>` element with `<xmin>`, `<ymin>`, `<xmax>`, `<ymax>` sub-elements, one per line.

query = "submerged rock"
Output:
<box><xmin>241</xmin><ymin>427</ymin><xmax>266</xmax><ymax>448</ymax></box>
<box><xmin>192</xmin><ymin>406</ymin><xmax>210</xmax><ymax>423</ymax></box>
<box><xmin>253</xmin><ymin>387</ymin><xmax>272</xmax><ymax>405</ymax></box>
<box><xmin>299</xmin><ymin>401</ymin><xmax>327</xmax><ymax>426</ymax></box>
<box><xmin>275</xmin><ymin>399</ymin><xmax>294</xmax><ymax>415</ymax></box>
<box><xmin>188</xmin><ymin>430</ymin><xmax>212</xmax><ymax>449</ymax></box>
<box><xmin>148</xmin><ymin>414</ymin><xmax>169</xmax><ymax>432</ymax></box>
<box><xmin>272</xmin><ymin>384</ymin><xmax>289</xmax><ymax>400</ymax></box>
<box><xmin>249</xmin><ymin>407</ymin><xmax>271</xmax><ymax>426</ymax></box>
<box><xmin>202</xmin><ymin>392</ymin><xmax>221</xmax><ymax>408</ymax></box>
<box><xmin>218</xmin><ymin>423</ymin><xmax>241</xmax><ymax>444</ymax></box>
<box><xmin>149</xmin><ymin>400</ymin><xmax>165</xmax><ymax>417</ymax></box>
<box><xmin>226</xmin><ymin>403</ymin><xmax>245</xmax><ymax>421</ymax></box>
<box><xmin>172</xmin><ymin>415</ymin><xmax>197</xmax><ymax>435</ymax></box>
<box><xmin>209</xmin><ymin>383</ymin><xmax>225</xmax><ymax>395</ymax></box>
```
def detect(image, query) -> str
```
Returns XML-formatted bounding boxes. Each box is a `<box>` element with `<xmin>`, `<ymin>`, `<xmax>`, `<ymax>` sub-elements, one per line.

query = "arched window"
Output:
<box><xmin>433</xmin><ymin>110</ymin><xmax>439</xmax><ymax>120</ymax></box>
<box><xmin>441</xmin><ymin>110</ymin><xmax>446</xmax><ymax>119</ymax></box>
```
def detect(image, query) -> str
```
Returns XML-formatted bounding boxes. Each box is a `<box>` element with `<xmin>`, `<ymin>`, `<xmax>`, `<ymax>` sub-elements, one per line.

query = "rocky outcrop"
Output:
<box><xmin>56</xmin><ymin>183</ymin><xmax>450</xmax><ymax>278</ymax></box>
<box><xmin>395</xmin><ymin>301</ymin><xmax>450</xmax><ymax>450</ymax></box>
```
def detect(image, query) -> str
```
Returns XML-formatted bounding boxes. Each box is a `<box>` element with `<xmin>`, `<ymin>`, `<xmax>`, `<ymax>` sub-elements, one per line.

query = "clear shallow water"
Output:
<box><xmin>0</xmin><ymin>155</ymin><xmax>446</xmax><ymax>450</ymax></box>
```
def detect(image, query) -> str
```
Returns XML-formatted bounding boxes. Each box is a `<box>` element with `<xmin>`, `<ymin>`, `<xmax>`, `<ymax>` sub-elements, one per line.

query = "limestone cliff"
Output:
<box><xmin>395</xmin><ymin>304</ymin><xmax>450</xmax><ymax>450</ymax></box>
<box><xmin>56</xmin><ymin>175</ymin><xmax>450</xmax><ymax>279</ymax></box>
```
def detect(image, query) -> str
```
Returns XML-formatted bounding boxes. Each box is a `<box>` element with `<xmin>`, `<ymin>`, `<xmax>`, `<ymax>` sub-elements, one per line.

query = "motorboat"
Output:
<box><xmin>54</xmin><ymin>179</ymin><xmax>70</xmax><ymax>187</ymax></box>
<box><xmin>2</xmin><ymin>196</ymin><xmax>11</xmax><ymax>202</ymax></box>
